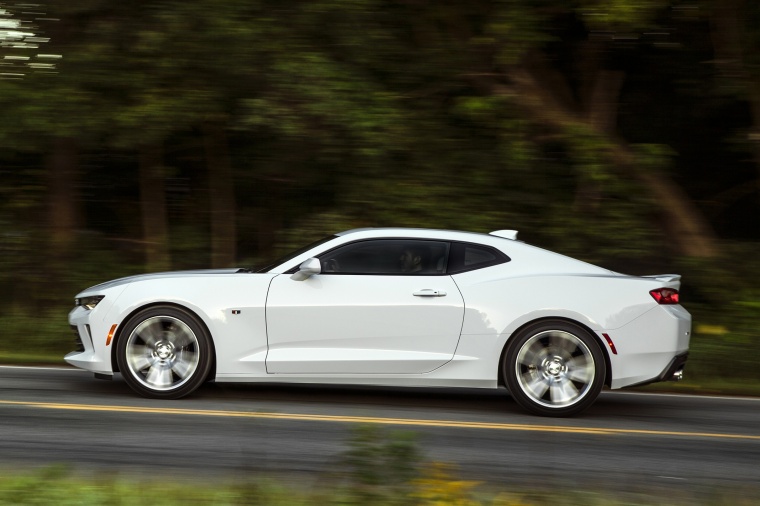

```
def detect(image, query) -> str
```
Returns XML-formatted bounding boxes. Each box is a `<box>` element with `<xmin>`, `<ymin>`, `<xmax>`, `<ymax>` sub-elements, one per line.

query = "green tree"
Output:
<box><xmin>466</xmin><ymin>0</ymin><xmax>719</xmax><ymax>257</ymax></box>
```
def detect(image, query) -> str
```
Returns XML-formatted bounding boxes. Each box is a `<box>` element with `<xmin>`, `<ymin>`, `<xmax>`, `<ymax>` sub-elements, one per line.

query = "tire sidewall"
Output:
<box><xmin>503</xmin><ymin>320</ymin><xmax>605</xmax><ymax>417</ymax></box>
<box><xmin>116</xmin><ymin>305</ymin><xmax>213</xmax><ymax>399</ymax></box>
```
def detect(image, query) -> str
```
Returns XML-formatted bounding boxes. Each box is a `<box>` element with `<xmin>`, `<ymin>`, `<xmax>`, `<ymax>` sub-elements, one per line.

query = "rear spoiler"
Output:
<box><xmin>490</xmin><ymin>230</ymin><xmax>518</xmax><ymax>240</ymax></box>
<box><xmin>642</xmin><ymin>274</ymin><xmax>681</xmax><ymax>283</ymax></box>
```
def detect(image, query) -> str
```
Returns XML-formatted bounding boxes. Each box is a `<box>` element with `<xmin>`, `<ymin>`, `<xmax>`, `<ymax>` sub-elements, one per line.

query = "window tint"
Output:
<box><xmin>448</xmin><ymin>242</ymin><xmax>509</xmax><ymax>274</ymax></box>
<box><xmin>464</xmin><ymin>246</ymin><xmax>497</xmax><ymax>266</ymax></box>
<box><xmin>319</xmin><ymin>239</ymin><xmax>449</xmax><ymax>275</ymax></box>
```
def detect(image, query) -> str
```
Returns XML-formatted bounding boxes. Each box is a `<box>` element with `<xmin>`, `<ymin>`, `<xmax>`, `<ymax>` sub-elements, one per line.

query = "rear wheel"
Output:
<box><xmin>116</xmin><ymin>306</ymin><xmax>213</xmax><ymax>399</ymax></box>
<box><xmin>504</xmin><ymin>320</ymin><xmax>604</xmax><ymax>417</ymax></box>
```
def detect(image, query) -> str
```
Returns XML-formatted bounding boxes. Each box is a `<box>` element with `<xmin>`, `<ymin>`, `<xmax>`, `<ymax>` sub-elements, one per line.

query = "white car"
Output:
<box><xmin>67</xmin><ymin>228</ymin><xmax>691</xmax><ymax>416</ymax></box>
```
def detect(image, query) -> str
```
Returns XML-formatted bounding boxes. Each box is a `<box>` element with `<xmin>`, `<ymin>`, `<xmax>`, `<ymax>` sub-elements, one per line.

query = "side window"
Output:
<box><xmin>448</xmin><ymin>242</ymin><xmax>509</xmax><ymax>274</ymax></box>
<box><xmin>319</xmin><ymin>240</ymin><xmax>449</xmax><ymax>275</ymax></box>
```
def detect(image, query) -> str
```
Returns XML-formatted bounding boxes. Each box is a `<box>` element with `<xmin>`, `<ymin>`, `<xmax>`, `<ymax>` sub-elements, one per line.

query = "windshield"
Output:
<box><xmin>254</xmin><ymin>235</ymin><xmax>337</xmax><ymax>273</ymax></box>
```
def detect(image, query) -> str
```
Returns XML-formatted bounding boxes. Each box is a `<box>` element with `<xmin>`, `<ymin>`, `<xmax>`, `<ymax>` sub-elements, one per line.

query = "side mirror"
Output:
<box><xmin>290</xmin><ymin>257</ymin><xmax>321</xmax><ymax>281</ymax></box>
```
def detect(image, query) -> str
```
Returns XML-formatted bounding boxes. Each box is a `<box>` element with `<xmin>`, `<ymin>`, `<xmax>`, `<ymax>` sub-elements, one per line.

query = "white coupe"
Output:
<box><xmin>67</xmin><ymin>228</ymin><xmax>691</xmax><ymax>416</ymax></box>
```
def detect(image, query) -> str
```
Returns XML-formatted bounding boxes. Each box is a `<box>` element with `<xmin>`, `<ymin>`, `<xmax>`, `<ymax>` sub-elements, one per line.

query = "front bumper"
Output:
<box><xmin>66</xmin><ymin>305</ymin><xmax>113</xmax><ymax>375</ymax></box>
<box><xmin>64</xmin><ymin>349</ymin><xmax>111</xmax><ymax>374</ymax></box>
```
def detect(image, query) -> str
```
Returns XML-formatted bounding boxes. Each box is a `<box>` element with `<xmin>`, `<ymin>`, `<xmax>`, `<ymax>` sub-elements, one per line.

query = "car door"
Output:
<box><xmin>265</xmin><ymin>239</ymin><xmax>465</xmax><ymax>374</ymax></box>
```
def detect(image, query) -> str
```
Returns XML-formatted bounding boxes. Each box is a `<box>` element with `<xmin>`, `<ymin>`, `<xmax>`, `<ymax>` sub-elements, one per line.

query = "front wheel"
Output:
<box><xmin>116</xmin><ymin>306</ymin><xmax>213</xmax><ymax>399</ymax></box>
<box><xmin>503</xmin><ymin>321</ymin><xmax>605</xmax><ymax>417</ymax></box>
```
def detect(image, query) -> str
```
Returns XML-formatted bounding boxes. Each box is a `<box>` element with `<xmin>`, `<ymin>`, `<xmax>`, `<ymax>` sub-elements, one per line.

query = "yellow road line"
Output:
<box><xmin>1</xmin><ymin>399</ymin><xmax>759</xmax><ymax>441</ymax></box>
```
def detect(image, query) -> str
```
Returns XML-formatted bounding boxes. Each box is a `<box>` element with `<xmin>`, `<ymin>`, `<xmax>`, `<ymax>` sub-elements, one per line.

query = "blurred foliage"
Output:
<box><xmin>666</xmin><ymin>241</ymin><xmax>760</xmax><ymax>391</ymax></box>
<box><xmin>410</xmin><ymin>463</ymin><xmax>483</xmax><ymax>506</ymax></box>
<box><xmin>342</xmin><ymin>425</ymin><xmax>421</xmax><ymax>505</ymax></box>
<box><xmin>0</xmin><ymin>1</ymin><xmax>758</xmax><ymax>389</ymax></box>
<box><xmin>1</xmin><ymin>457</ymin><xmax>760</xmax><ymax>505</ymax></box>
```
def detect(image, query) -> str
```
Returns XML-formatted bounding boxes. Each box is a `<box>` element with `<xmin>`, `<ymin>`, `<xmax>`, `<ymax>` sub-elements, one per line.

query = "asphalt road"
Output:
<box><xmin>1</xmin><ymin>365</ymin><xmax>759</xmax><ymax>497</ymax></box>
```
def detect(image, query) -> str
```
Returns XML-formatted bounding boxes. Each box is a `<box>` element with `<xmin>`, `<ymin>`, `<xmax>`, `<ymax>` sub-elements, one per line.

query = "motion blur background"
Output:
<box><xmin>0</xmin><ymin>1</ymin><xmax>758</xmax><ymax>389</ymax></box>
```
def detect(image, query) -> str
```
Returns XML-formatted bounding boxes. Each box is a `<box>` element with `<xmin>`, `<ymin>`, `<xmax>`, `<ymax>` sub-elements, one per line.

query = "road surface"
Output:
<box><xmin>1</xmin><ymin>365</ymin><xmax>759</xmax><ymax>497</ymax></box>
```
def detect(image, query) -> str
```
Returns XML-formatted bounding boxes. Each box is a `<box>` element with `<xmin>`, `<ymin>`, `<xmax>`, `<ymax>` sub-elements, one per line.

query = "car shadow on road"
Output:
<box><xmin>91</xmin><ymin>374</ymin><xmax>673</xmax><ymax>421</ymax></box>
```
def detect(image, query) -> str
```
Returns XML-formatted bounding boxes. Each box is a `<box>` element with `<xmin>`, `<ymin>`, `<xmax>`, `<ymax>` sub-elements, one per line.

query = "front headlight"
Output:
<box><xmin>75</xmin><ymin>295</ymin><xmax>104</xmax><ymax>310</ymax></box>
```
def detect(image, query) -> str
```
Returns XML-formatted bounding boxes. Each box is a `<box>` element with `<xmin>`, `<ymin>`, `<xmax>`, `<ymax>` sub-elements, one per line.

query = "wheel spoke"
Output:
<box><xmin>136</xmin><ymin>320</ymin><xmax>163</xmax><ymax>347</ymax></box>
<box><xmin>126</xmin><ymin>345</ymin><xmax>152</xmax><ymax>372</ymax></box>
<box><xmin>567</xmin><ymin>355</ymin><xmax>593</xmax><ymax>384</ymax></box>
<box><xmin>169</xmin><ymin>325</ymin><xmax>195</xmax><ymax>348</ymax></box>
<box><xmin>550</xmin><ymin>380</ymin><xmax>579</xmax><ymax>405</ymax></box>
<box><xmin>145</xmin><ymin>364</ymin><xmax>173</xmax><ymax>388</ymax></box>
<box><xmin>517</xmin><ymin>343</ymin><xmax>546</xmax><ymax>367</ymax></box>
<box><xmin>171</xmin><ymin>351</ymin><xmax>197</xmax><ymax>379</ymax></box>
<box><xmin>523</xmin><ymin>374</ymin><xmax>550</xmax><ymax>400</ymax></box>
<box><xmin>550</xmin><ymin>332</ymin><xmax>576</xmax><ymax>357</ymax></box>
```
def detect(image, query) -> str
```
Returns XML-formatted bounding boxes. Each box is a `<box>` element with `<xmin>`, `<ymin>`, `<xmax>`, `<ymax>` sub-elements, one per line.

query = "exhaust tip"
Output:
<box><xmin>671</xmin><ymin>367</ymin><xmax>684</xmax><ymax>382</ymax></box>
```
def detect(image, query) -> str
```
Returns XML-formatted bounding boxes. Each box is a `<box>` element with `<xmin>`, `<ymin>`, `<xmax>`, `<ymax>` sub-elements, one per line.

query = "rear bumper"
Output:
<box><xmin>657</xmin><ymin>352</ymin><xmax>688</xmax><ymax>383</ymax></box>
<box><xmin>605</xmin><ymin>304</ymin><xmax>691</xmax><ymax>389</ymax></box>
<box><xmin>624</xmin><ymin>352</ymin><xmax>689</xmax><ymax>388</ymax></box>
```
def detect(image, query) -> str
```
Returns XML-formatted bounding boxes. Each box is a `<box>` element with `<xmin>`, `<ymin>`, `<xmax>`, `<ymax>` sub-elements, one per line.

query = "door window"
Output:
<box><xmin>319</xmin><ymin>239</ymin><xmax>449</xmax><ymax>275</ymax></box>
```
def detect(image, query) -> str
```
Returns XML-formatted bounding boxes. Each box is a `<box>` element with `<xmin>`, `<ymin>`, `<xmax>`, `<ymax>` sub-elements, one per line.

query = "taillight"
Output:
<box><xmin>650</xmin><ymin>288</ymin><xmax>679</xmax><ymax>304</ymax></box>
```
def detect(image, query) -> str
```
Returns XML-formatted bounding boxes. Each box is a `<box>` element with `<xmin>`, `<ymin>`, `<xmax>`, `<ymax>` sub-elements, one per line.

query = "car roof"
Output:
<box><xmin>335</xmin><ymin>227</ymin><xmax>516</xmax><ymax>243</ymax></box>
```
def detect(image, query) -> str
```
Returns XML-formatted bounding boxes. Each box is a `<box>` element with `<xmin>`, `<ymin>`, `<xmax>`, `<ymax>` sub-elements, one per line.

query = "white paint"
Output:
<box><xmin>64</xmin><ymin>227</ymin><xmax>693</xmax><ymax>414</ymax></box>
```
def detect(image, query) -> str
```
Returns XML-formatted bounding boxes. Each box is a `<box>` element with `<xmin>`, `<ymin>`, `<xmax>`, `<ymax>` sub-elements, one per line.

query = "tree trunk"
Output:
<box><xmin>577</xmin><ymin>69</ymin><xmax>627</xmax><ymax>210</ymax></box>
<box><xmin>46</xmin><ymin>137</ymin><xmax>81</xmax><ymax>261</ymax></box>
<box><xmin>586</xmin><ymin>70</ymin><xmax>626</xmax><ymax>133</ymax></box>
<box><xmin>203</xmin><ymin>122</ymin><xmax>237</xmax><ymax>268</ymax></box>
<box><xmin>138</xmin><ymin>143</ymin><xmax>170</xmax><ymax>272</ymax></box>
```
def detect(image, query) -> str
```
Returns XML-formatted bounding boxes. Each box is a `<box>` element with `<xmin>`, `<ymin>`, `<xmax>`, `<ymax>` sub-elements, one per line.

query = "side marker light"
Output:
<box><xmin>106</xmin><ymin>324</ymin><xmax>117</xmax><ymax>346</ymax></box>
<box><xmin>602</xmin><ymin>333</ymin><xmax>618</xmax><ymax>355</ymax></box>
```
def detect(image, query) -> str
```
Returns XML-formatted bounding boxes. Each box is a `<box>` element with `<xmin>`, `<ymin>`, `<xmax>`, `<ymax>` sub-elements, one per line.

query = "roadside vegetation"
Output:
<box><xmin>1</xmin><ymin>426</ymin><xmax>758</xmax><ymax>505</ymax></box>
<box><xmin>6</xmin><ymin>469</ymin><xmax>756</xmax><ymax>506</ymax></box>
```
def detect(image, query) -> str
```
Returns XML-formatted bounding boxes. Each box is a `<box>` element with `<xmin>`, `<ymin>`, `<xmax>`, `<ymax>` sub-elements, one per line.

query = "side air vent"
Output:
<box><xmin>71</xmin><ymin>325</ymin><xmax>85</xmax><ymax>352</ymax></box>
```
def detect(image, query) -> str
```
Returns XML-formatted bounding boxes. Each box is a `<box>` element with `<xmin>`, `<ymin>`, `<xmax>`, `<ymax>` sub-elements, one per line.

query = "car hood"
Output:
<box><xmin>78</xmin><ymin>268</ymin><xmax>247</xmax><ymax>294</ymax></box>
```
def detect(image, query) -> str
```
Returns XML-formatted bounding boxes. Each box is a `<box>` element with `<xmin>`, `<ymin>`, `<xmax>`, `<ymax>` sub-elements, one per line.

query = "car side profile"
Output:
<box><xmin>67</xmin><ymin>228</ymin><xmax>691</xmax><ymax>416</ymax></box>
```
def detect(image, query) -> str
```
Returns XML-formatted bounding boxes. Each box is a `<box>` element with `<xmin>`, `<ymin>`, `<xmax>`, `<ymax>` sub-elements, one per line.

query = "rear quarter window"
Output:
<box><xmin>448</xmin><ymin>242</ymin><xmax>510</xmax><ymax>274</ymax></box>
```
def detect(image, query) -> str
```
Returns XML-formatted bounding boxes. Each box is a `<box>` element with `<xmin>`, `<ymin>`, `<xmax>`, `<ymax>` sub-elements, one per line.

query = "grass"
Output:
<box><xmin>0</xmin><ymin>465</ymin><xmax>759</xmax><ymax>506</ymax></box>
<box><xmin>0</xmin><ymin>352</ymin><xmax>69</xmax><ymax>366</ymax></box>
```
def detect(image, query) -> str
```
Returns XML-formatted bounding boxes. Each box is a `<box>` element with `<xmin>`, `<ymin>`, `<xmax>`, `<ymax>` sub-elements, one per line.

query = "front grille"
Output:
<box><xmin>71</xmin><ymin>325</ymin><xmax>85</xmax><ymax>352</ymax></box>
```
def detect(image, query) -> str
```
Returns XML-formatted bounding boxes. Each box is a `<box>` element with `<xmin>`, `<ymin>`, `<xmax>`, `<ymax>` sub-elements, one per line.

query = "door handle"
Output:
<box><xmin>413</xmin><ymin>289</ymin><xmax>447</xmax><ymax>297</ymax></box>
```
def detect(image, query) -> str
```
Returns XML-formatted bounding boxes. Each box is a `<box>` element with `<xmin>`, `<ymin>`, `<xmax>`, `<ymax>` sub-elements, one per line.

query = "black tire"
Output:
<box><xmin>116</xmin><ymin>305</ymin><xmax>213</xmax><ymax>399</ymax></box>
<box><xmin>503</xmin><ymin>320</ymin><xmax>604</xmax><ymax>417</ymax></box>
